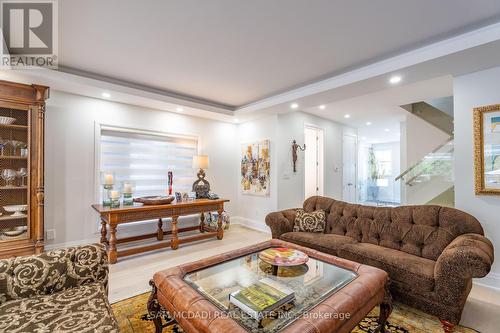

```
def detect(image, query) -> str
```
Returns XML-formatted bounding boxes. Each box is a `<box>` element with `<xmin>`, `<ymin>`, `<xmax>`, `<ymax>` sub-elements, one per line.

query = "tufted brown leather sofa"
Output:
<box><xmin>265</xmin><ymin>196</ymin><xmax>494</xmax><ymax>332</ymax></box>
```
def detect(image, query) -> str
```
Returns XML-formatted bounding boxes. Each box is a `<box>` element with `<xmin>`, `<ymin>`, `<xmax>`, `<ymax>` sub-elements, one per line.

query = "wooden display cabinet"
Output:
<box><xmin>0</xmin><ymin>80</ymin><xmax>49</xmax><ymax>258</ymax></box>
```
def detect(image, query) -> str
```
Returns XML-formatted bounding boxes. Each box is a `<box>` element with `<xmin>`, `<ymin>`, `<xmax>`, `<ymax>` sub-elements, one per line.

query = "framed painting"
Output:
<box><xmin>240</xmin><ymin>140</ymin><xmax>270</xmax><ymax>196</ymax></box>
<box><xmin>474</xmin><ymin>104</ymin><xmax>500</xmax><ymax>195</ymax></box>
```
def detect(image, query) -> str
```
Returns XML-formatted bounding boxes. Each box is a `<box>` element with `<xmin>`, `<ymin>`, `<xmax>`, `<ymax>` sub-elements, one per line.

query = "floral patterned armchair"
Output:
<box><xmin>0</xmin><ymin>243</ymin><xmax>119</xmax><ymax>332</ymax></box>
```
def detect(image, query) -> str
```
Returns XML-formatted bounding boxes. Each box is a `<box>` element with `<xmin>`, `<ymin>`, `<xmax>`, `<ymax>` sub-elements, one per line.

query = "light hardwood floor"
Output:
<box><xmin>109</xmin><ymin>225</ymin><xmax>271</xmax><ymax>303</ymax></box>
<box><xmin>108</xmin><ymin>225</ymin><xmax>500</xmax><ymax>333</ymax></box>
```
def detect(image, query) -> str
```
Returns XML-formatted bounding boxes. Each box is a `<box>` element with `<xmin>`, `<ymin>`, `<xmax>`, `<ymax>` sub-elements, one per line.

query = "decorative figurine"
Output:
<box><xmin>192</xmin><ymin>155</ymin><xmax>210</xmax><ymax>198</ymax></box>
<box><xmin>167</xmin><ymin>171</ymin><xmax>173</xmax><ymax>195</ymax></box>
<box><xmin>292</xmin><ymin>140</ymin><xmax>306</xmax><ymax>172</ymax></box>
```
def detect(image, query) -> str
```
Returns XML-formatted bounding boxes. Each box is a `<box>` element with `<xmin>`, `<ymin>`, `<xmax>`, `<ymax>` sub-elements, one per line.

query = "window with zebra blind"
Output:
<box><xmin>99</xmin><ymin>126</ymin><xmax>198</xmax><ymax>198</ymax></box>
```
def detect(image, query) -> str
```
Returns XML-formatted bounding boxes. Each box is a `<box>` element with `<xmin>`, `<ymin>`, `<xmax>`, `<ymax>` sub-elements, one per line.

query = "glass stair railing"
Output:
<box><xmin>396</xmin><ymin>138</ymin><xmax>454</xmax><ymax>187</ymax></box>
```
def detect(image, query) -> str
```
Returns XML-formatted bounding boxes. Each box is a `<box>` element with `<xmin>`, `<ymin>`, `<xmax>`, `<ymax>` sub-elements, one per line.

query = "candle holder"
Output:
<box><xmin>101</xmin><ymin>172</ymin><xmax>116</xmax><ymax>207</ymax></box>
<box><xmin>110</xmin><ymin>190</ymin><xmax>121</xmax><ymax>208</ymax></box>
<box><xmin>110</xmin><ymin>196</ymin><xmax>120</xmax><ymax>208</ymax></box>
<box><xmin>123</xmin><ymin>192</ymin><xmax>133</xmax><ymax>206</ymax></box>
<box><xmin>102</xmin><ymin>184</ymin><xmax>113</xmax><ymax>207</ymax></box>
<box><xmin>122</xmin><ymin>181</ymin><xmax>135</xmax><ymax>206</ymax></box>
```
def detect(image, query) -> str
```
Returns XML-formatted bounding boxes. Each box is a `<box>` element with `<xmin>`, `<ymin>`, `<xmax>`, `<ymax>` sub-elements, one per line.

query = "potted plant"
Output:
<box><xmin>367</xmin><ymin>147</ymin><xmax>380</xmax><ymax>203</ymax></box>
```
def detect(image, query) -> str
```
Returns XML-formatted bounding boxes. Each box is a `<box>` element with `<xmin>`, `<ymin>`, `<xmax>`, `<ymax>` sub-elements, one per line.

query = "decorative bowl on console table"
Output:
<box><xmin>133</xmin><ymin>196</ymin><xmax>175</xmax><ymax>205</ymax></box>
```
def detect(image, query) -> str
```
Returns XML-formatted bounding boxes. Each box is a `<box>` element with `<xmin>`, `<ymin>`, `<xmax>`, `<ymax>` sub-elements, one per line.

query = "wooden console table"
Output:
<box><xmin>91</xmin><ymin>199</ymin><xmax>229</xmax><ymax>264</ymax></box>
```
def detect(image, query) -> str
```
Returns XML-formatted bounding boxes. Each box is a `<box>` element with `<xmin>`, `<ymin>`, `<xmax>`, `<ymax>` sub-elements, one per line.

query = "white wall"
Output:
<box><xmin>454</xmin><ymin>66</ymin><xmax>500</xmax><ymax>289</ymax></box>
<box><xmin>276</xmin><ymin>112</ymin><xmax>345</xmax><ymax>210</ymax></box>
<box><xmin>403</xmin><ymin>112</ymin><xmax>450</xmax><ymax>204</ymax></box>
<box><xmin>235</xmin><ymin>115</ymin><xmax>279</xmax><ymax>231</ymax></box>
<box><xmin>404</xmin><ymin>112</ymin><xmax>450</xmax><ymax>167</ymax></box>
<box><xmin>45</xmin><ymin>91</ymin><xmax>238</xmax><ymax>248</ymax></box>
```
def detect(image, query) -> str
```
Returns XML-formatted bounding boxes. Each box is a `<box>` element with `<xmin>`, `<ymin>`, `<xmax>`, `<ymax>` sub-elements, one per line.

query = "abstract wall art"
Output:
<box><xmin>240</xmin><ymin>140</ymin><xmax>270</xmax><ymax>196</ymax></box>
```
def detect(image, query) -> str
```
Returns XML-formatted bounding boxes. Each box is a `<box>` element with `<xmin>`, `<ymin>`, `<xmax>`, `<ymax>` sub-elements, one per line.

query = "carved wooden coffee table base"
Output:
<box><xmin>92</xmin><ymin>199</ymin><xmax>229</xmax><ymax>264</ymax></box>
<box><xmin>149</xmin><ymin>239</ymin><xmax>392</xmax><ymax>333</ymax></box>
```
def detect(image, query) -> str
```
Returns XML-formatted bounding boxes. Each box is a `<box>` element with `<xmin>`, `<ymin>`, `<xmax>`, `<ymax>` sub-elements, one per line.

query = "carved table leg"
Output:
<box><xmin>377</xmin><ymin>280</ymin><xmax>393</xmax><ymax>333</ymax></box>
<box><xmin>440</xmin><ymin>319</ymin><xmax>456</xmax><ymax>333</ymax></box>
<box><xmin>199</xmin><ymin>212</ymin><xmax>205</xmax><ymax>233</ymax></box>
<box><xmin>224</xmin><ymin>212</ymin><xmax>230</xmax><ymax>230</ymax></box>
<box><xmin>217</xmin><ymin>208</ymin><xmax>224</xmax><ymax>240</ymax></box>
<box><xmin>171</xmin><ymin>216</ymin><xmax>179</xmax><ymax>250</ymax></box>
<box><xmin>100</xmin><ymin>220</ymin><xmax>108</xmax><ymax>245</ymax></box>
<box><xmin>108</xmin><ymin>224</ymin><xmax>118</xmax><ymax>264</ymax></box>
<box><xmin>148</xmin><ymin>280</ymin><xmax>163</xmax><ymax>333</ymax></box>
<box><xmin>157</xmin><ymin>218</ymin><xmax>164</xmax><ymax>241</ymax></box>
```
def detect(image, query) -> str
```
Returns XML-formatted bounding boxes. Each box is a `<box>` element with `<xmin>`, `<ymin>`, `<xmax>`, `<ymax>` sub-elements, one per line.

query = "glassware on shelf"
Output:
<box><xmin>0</xmin><ymin>137</ymin><xmax>7</xmax><ymax>156</ymax></box>
<box><xmin>1</xmin><ymin>169</ymin><xmax>16</xmax><ymax>186</ymax></box>
<box><xmin>10</xmin><ymin>140</ymin><xmax>26</xmax><ymax>156</ymax></box>
<box><xmin>16</xmin><ymin>168</ymin><xmax>28</xmax><ymax>186</ymax></box>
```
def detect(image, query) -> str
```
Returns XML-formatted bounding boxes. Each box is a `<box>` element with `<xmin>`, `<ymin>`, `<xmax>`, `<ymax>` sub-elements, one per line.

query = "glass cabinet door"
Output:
<box><xmin>0</xmin><ymin>105</ymin><xmax>30</xmax><ymax>241</ymax></box>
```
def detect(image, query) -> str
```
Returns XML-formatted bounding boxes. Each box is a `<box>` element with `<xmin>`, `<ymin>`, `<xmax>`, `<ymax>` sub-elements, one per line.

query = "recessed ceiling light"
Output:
<box><xmin>384</xmin><ymin>128</ymin><xmax>390</xmax><ymax>132</ymax></box>
<box><xmin>102</xmin><ymin>92</ymin><xmax>111</xmax><ymax>98</ymax></box>
<box><xmin>344</xmin><ymin>114</ymin><xmax>351</xmax><ymax>119</ymax></box>
<box><xmin>366</xmin><ymin>122</ymin><xmax>372</xmax><ymax>126</ymax></box>
<box><xmin>389</xmin><ymin>76</ymin><xmax>402</xmax><ymax>84</ymax></box>
<box><xmin>290</xmin><ymin>103</ymin><xmax>299</xmax><ymax>109</ymax></box>
<box><xmin>176</xmin><ymin>107</ymin><xmax>183</xmax><ymax>112</ymax></box>
<box><xmin>319</xmin><ymin>105</ymin><xmax>326</xmax><ymax>110</ymax></box>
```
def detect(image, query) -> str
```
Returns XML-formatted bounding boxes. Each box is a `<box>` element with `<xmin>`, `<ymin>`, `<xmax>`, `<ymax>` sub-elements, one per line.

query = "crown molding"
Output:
<box><xmin>235</xmin><ymin>21</ymin><xmax>500</xmax><ymax>115</ymax></box>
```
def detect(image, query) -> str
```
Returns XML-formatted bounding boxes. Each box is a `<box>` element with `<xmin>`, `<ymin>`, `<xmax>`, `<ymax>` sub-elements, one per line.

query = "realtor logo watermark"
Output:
<box><xmin>0</xmin><ymin>0</ymin><xmax>58</xmax><ymax>68</ymax></box>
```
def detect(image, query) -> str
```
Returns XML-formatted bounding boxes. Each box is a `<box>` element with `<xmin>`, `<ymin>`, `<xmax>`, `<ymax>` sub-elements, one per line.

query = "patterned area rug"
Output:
<box><xmin>111</xmin><ymin>292</ymin><xmax>479</xmax><ymax>333</ymax></box>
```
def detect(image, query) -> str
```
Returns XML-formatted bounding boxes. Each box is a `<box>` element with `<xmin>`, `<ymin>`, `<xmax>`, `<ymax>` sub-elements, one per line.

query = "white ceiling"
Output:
<box><xmin>59</xmin><ymin>0</ymin><xmax>500</xmax><ymax>107</ymax></box>
<box><xmin>303</xmin><ymin>75</ymin><xmax>453</xmax><ymax>144</ymax></box>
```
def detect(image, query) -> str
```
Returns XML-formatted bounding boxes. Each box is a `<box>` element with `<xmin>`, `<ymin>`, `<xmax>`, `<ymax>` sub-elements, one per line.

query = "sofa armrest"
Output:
<box><xmin>265</xmin><ymin>209</ymin><xmax>297</xmax><ymax>239</ymax></box>
<box><xmin>0</xmin><ymin>243</ymin><xmax>108</xmax><ymax>303</ymax></box>
<box><xmin>434</xmin><ymin>233</ymin><xmax>494</xmax><ymax>302</ymax></box>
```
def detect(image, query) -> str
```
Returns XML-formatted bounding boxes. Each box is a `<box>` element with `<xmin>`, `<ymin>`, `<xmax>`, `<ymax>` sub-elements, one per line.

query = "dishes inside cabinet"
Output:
<box><xmin>0</xmin><ymin>116</ymin><xmax>15</xmax><ymax>125</ymax></box>
<box><xmin>2</xmin><ymin>226</ymin><xmax>27</xmax><ymax>237</ymax></box>
<box><xmin>3</xmin><ymin>205</ymin><xmax>28</xmax><ymax>217</ymax></box>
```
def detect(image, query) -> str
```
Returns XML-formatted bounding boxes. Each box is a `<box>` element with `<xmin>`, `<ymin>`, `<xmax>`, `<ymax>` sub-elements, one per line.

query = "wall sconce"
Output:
<box><xmin>292</xmin><ymin>140</ymin><xmax>306</xmax><ymax>172</ymax></box>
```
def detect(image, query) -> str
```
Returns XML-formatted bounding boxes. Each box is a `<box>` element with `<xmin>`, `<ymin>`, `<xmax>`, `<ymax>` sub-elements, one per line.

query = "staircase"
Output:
<box><xmin>397</xmin><ymin>97</ymin><xmax>455</xmax><ymax>206</ymax></box>
<box><xmin>400</xmin><ymin>97</ymin><xmax>454</xmax><ymax>136</ymax></box>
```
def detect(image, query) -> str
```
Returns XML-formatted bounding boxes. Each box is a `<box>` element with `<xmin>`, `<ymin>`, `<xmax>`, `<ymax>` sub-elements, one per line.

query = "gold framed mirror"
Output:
<box><xmin>474</xmin><ymin>104</ymin><xmax>500</xmax><ymax>195</ymax></box>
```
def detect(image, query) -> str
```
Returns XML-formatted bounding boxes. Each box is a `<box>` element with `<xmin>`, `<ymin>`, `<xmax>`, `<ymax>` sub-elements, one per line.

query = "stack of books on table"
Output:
<box><xmin>229</xmin><ymin>278</ymin><xmax>295</xmax><ymax>320</ymax></box>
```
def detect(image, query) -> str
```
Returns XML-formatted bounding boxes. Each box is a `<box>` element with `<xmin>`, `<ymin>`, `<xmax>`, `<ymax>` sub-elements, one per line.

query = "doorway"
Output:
<box><xmin>304</xmin><ymin>126</ymin><xmax>324</xmax><ymax>199</ymax></box>
<box><xmin>343</xmin><ymin>134</ymin><xmax>357</xmax><ymax>203</ymax></box>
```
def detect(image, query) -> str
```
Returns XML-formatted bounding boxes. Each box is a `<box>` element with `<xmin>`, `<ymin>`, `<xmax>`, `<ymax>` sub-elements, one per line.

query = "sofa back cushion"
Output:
<box><xmin>303</xmin><ymin>196</ymin><xmax>484</xmax><ymax>261</ymax></box>
<box><xmin>0</xmin><ymin>244</ymin><xmax>108</xmax><ymax>303</ymax></box>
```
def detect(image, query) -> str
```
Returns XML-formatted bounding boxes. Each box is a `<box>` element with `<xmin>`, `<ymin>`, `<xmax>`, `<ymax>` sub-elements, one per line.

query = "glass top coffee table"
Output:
<box><xmin>150</xmin><ymin>240</ymin><xmax>390</xmax><ymax>333</ymax></box>
<box><xmin>183</xmin><ymin>248</ymin><xmax>358</xmax><ymax>332</ymax></box>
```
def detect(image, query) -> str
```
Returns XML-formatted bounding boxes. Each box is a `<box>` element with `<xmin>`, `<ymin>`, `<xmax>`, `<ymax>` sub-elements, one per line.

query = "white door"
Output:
<box><xmin>304</xmin><ymin>126</ymin><xmax>324</xmax><ymax>199</ymax></box>
<box><xmin>343</xmin><ymin>134</ymin><xmax>357</xmax><ymax>203</ymax></box>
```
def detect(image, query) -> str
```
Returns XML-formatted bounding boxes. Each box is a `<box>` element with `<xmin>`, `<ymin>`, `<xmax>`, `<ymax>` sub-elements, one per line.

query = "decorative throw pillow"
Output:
<box><xmin>293</xmin><ymin>209</ymin><xmax>326</xmax><ymax>233</ymax></box>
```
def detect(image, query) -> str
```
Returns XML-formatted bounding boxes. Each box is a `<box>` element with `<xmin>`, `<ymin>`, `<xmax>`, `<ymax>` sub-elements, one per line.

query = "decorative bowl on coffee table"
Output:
<box><xmin>258</xmin><ymin>247</ymin><xmax>309</xmax><ymax>266</ymax></box>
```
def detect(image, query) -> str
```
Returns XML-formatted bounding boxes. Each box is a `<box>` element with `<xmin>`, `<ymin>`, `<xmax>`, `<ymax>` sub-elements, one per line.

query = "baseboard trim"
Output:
<box><xmin>44</xmin><ymin>238</ymin><xmax>98</xmax><ymax>251</ymax></box>
<box><xmin>473</xmin><ymin>272</ymin><xmax>500</xmax><ymax>291</ymax></box>
<box><xmin>231</xmin><ymin>216</ymin><xmax>271</xmax><ymax>234</ymax></box>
